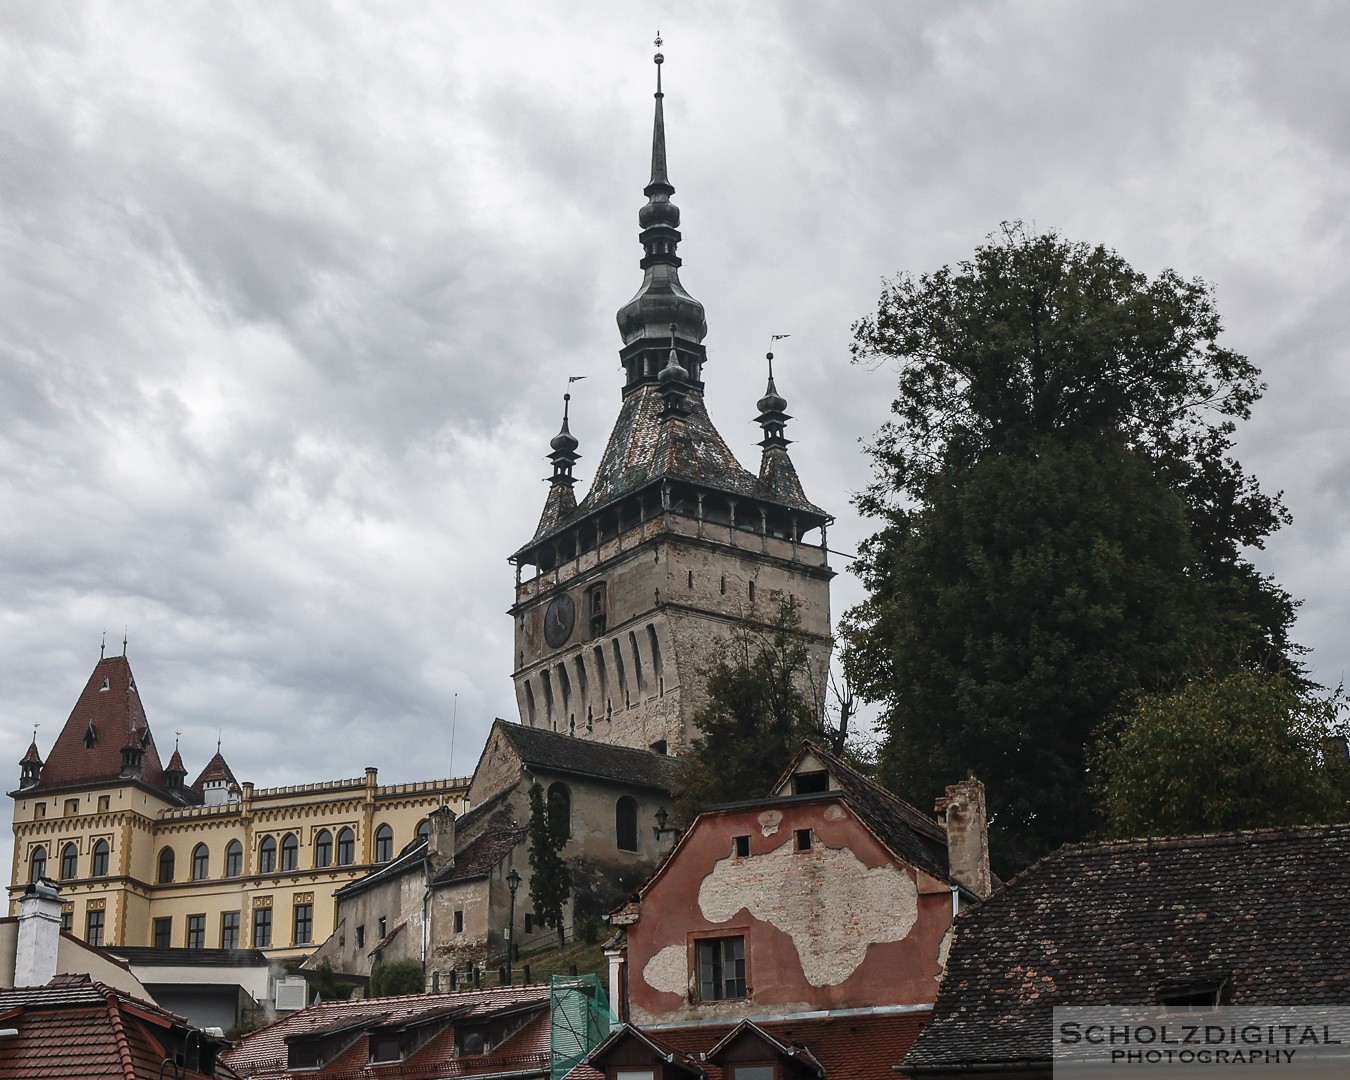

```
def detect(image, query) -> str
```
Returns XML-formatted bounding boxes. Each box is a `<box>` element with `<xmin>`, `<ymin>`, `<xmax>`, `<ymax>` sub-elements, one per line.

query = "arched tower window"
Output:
<box><xmin>91</xmin><ymin>840</ymin><xmax>110</xmax><ymax>877</ymax></box>
<box><xmin>337</xmin><ymin>828</ymin><xmax>355</xmax><ymax>866</ymax></box>
<box><xmin>258</xmin><ymin>836</ymin><xmax>277</xmax><ymax>874</ymax></box>
<box><xmin>30</xmin><ymin>846</ymin><xmax>46</xmax><ymax>882</ymax></box>
<box><xmin>314</xmin><ymin>830</ymin><xmax>333</xmax><ymax>868</ymax></box>
<box><xmin>157</xmin><ymin>846</ymin><xmax>175</xmax><ymax>884</ymax></box>
<box><xmin>191</xmin><ymin>844</ymin><xmax>209</xmax><ymax>880</ymax></box>
<box><xmin>616</xmin><ymin>796</ymin><xmax>639</xmax><ymax>853</ymax></box>
<box><xmin>225</xmin><ymin>840</ymin><xmax>243</xmax><ymax>877</ymax></box>
<box><xmin>281</xmin><ymin>833</ymin><xmax>298</xmax><ymax>871</ymax></box>
<box><xmin>628</xmin><ymin>631</ymin><xmax>645</xmax><ymax>694</ymax></box>
<box><xmin>547</xmin><ymin>782</ymin><xmax>572</xmax><ymax>839</ymax></box>
<box><xmin>375</xmin><ymin>824</ymin><xmax>393</xmax><ymax>863</ymax></box>
<box><xmin>60</xmin><ymin>843</ymin><xmax>77</xmax><ymax>880</ymax></box>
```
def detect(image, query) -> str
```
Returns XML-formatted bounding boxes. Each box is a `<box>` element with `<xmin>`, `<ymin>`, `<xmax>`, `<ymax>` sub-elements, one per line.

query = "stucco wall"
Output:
<box><xmin>626</xmin><ymin>797</ymin><xmax>953</xmax><ymax>1025</ymax></box>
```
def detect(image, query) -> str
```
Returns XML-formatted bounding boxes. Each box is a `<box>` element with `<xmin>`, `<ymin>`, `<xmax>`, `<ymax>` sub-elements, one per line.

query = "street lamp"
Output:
<box><xmin>506</xmin><ymin>866</ymin><xmax>521</xmax><ymax>985</ymax></box>
<box><xmin>653</xmin><ymin>806</ymin><xmax>679</xmax><ymax>842</ymax></box>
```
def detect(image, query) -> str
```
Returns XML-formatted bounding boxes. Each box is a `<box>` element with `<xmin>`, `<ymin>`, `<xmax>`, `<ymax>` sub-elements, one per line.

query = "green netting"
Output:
<box><xmin>549</xmin><ymin>973</ymin><xmax>615</xmax><ymax>1080</ymax></box>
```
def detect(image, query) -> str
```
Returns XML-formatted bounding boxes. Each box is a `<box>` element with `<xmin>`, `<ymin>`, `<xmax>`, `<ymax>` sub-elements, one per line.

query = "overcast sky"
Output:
<box><xmin>4</xmin><ymin>2</ymin><xmax>1349</xmax><ymax>870</ymax></box>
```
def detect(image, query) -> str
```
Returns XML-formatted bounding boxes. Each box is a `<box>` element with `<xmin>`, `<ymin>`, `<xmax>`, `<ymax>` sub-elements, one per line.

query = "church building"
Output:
<box><xmin>509</xmin><ymin>44</ymin><xmax>835</xmax><ymax>756</ymax></box>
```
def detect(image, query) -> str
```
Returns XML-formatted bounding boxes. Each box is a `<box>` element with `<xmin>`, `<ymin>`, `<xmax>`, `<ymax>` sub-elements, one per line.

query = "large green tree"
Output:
<box><xmin>678</xmin><ymin>598</ymin><xmax>846</xmax><ymax>821</ymax></box>
<box><xmin>527</xmin><ymin>783</ymin><xmax>570</xmax><ymax>948</ymax></box>
<box><xmin>843</xmin><ymin>225</ymin><xmax>1299</xmax><ymax>869</ymax></box>
<box><xmin>1093</xmin><ymin>671</ymin><xmax>1349</xmax><ymax>837</ymax></box>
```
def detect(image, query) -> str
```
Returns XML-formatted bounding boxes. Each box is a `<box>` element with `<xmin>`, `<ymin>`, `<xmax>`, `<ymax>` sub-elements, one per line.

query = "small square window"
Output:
<box><xmin>64</xmin><ymin>799</ymin><xmax>80</xmax><ymax>817</ymax></box>
<box><xmin>97</xmin><ymin>795</ymin><xmax>110</xmax><ymax>812</ymax></box>
<box><xmin>733</xmin><ymin>835</ymin><xmax>750</xmax><ymax>858</ymax></box>
<box><xmin>794</xmin><ymin>828</ymin><xmax>812</xmax><ymax>852</ymax></box>
<box><xmin>34</xmin><ymin>802</ymin><xmax>46</xmax><ymax>819</ymax></box>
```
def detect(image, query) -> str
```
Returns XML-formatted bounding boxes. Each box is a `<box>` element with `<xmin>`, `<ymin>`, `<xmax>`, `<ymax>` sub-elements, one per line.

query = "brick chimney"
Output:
<box><xmin>15</xmin><ymin>879</ymin><xmax>63</xmax><ymax>987</ymax></box>
<box><xmin>935</xmin><ymin>775</ymin><xmax>992</xmax><ymax>900</ymax></box>
<box><xmin>427</xmin><ymin>805</ymin><xmax>457</xmax><ymax>876</ymax></box>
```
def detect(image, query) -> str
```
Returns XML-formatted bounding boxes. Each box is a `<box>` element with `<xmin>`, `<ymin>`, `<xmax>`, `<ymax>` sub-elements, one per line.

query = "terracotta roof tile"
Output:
<box><xmin>904</xmin><ymin>824</ymin><xmax>1350</xmax><ymax>1071</ymax></box>
<box><xmin>25</xmin><ymin>656</ymin><xmax>169</xmax><ymax>795</ymax></box>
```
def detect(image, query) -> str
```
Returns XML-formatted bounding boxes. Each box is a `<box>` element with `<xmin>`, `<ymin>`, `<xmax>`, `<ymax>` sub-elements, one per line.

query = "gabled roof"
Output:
<box><xmin>585</xmin><ymin>1023</ymin><xmax>706</xmax><ymax>1077</ymax></box>
<box><xmin>774</xmin><ymin>741</ymin><xmax>952</xmax><ymax>885</ymax></box>
<box><xmin>0</xmin><ymin>973</ymin><xmax>236</xmax><ymax>1078</ymax></box>
<box><xmin>571</xmin><ymin>1011</ymin><xmax>929</xmax><ymax>1080</ymax></box>
<box><xmin>475</xmin><ymin>719</ymin><xmax>686</xmax><ymax>797</ymax></box>
<box><xmin>225</xmin><ymin>984</ymin><xmax>552</xmax><ymax>1079</ymax></box>
<box><xmin>434</xmin><ymin>827</ymin><xmax>527</xmax><ymax>885</ymax></box>
<box><xmin>706</xmin><ymin>1019</ymin><xmax>825</xmax><ymax>1076</ymax></box>
<box><xmin>22</xmin><ymin>656</ymin><xmax>171</xmax><ymax>795</ymax></box>
<box><xmin>903</xmin><ymin>824</ymin><xmax>1350</xmax><ymax>1073</ymax></box>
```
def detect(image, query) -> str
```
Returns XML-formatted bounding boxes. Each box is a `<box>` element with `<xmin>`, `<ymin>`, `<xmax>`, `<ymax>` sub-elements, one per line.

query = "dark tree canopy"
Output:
<box><xmin>527</xmin><ymin>783</ymin><xmax>569</xmax><ymax>948</ymax></box>
<box><xmin>677</xmin><ymin>598</ymin><xmax>844</xmax><ymax>821</ymax></box>
<box><xmin>843</xmin><ymin>225</ymin><xmax>1299</xmax><ymax>870</ymax></box>
<box><xmin>1093</xmin><ymin>671</ymin><xmax>1349</xmax><ymax>837</ymax></box>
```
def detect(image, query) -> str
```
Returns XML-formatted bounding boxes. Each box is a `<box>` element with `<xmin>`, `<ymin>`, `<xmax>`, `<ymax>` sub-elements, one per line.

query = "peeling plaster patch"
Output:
<box><xmin>699</xmin><ymin>842</ymin><xmax>919</xmax><ymax>986</ymax></box>
<box><xmin>643</xmin><ymin>943</ymin><xmax>689</xmax><ymax>997</ymax></box>
<box><xmin>823</xmin><ymin>804</ymin><xmax>847</xmax><ymax>822</ymax></box>
<box><xmin>936</xmin><ymin>926</ymin><xmax>953</xmax><ymax>975</ymax></box>
<box><xmin>757</xmin><ymin>810</ymin><xmax>782</xmax><ymax>836</ymax></box>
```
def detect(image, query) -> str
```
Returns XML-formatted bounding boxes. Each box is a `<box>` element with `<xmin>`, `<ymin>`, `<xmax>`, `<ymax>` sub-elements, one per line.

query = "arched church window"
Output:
<box><xmin>616</xmin><ymin>796</ymin><xmax>639</xmax><ymax>853</ymax></box>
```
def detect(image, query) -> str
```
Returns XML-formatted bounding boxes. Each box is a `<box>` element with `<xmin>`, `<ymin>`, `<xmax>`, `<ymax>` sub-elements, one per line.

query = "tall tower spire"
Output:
<box><xmin>616</xmin><ymin>39</ymin><xmax>708</xmax><ymax>392</ymax></box>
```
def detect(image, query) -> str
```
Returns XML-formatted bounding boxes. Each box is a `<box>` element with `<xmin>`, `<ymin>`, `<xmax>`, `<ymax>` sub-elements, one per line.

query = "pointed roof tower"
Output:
<box><xmin>511</xmin><ymin>44</ymin><xmax>829</xmax><ymax>573</ymax></box>
<box><xmin>18</xmin><ymin>737</ymin><xmax>43</xmax><ymax>790</ymax></box>
<box><xmin>530</xmin><ymin>394</ymin><xmax>582</xmax><ymax>542</ymax></box>
<box><xmin>18</xmin><ymin>655</ymin><xmax>170</xmax><ymax>795</ymax></box>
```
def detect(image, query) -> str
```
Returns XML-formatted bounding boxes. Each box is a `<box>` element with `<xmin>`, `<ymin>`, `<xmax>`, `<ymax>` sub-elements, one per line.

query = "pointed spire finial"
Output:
<box><xmin>100</xmin><ymin>630</ymin><xmax>106</xmax><ymax>660</ymax></box>
<box><xmin>217</xmin><ymin>730</ymin><xmax>222</xmax><ymax>754</ymax></box>
<box><xmin>122</xmin><ymin>628</ymin><xmax>128</xmax><ymax>657</ymax></box>
<box><xmin>756</xmin><ymin>338</ymin><xmax>793</xmax><ymax>447</ymax></box>
<box><xmin>547</xmin><ymin>389</ymin><xmax>581</xmax><ymax>487</ymax></box>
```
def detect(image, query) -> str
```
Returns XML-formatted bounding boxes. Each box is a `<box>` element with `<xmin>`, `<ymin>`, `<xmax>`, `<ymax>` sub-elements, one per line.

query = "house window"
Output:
<box><xmin>157</xmin><ymin>847</ymin><xmax>175</xmax><ymax>883</ymax></box>
<box><xmin>795</xmin><ymin>828</ymin><xmax>812</xmax><ymax>852</ymax></box>
<box><xmin>294</xmin><ymin>903</ymin><xmax>313</xmax><ymax>945</ymax></box>
<box><xmin>153</xmin><ymin>917</ymin><xmax>172</xmax><ymax>947</ymax></box>
<box><xmin>221</xmin><ymin>911</ymin><xmax>240</xmax><ymax>950</ymax></box>
<box><xmin>97</xmin><ymin>795</ymin><xmax>110</xmax><ymax>812</ymax></box>
<box><xmin>616</xmin><ymin>796</ymin><xmax>639</xmax><ymax>852</ymax></box>
<box><xmin>417</xmin><ymin>819</ymin><xmax>431</xmax><ymax>842</ymax></box>
<box><xmin>378</xmin><ymin>916</ymin><xmax>387</xmax><ymax>938</ymax></box>
<box><xmin>314</xmin><ymin>830</ymin><xmax>333</xmax><ymax>868</ymax></box>
<box><xmin>792</xmin><ymin>770</ymin><xmax>829</xmax><ymax>794</ymax></box>
<box><xmin>524</xmin><ymin>913</ymin><xmax>534</xmax><ymax>934</ymax></box>
<box><xmin>192</xmin><ymin>843</ymin><xmax>210</xmax><ymax>880</ymax></box>
<box><xmin>587</xmin><ymin>582</ymin><xmax>608</xmax><ymax>637</ymax></box>
<box><xmin>454</xmin><ymin>910</ymin><xmax>464</xmax><ymax>934</ymax></box>
<box><xmin>33</xmin><ymin>802</ymin><xmax>46</xmax><ymax>820</ymax></box>
<box><xmin>60</xmin><ymin>908</ymin><xmax>72</xmax><ymax>933</ymax></box>
<box><xmin>375</xmin><ymin>824</ymin><xmax>393</xmax><ymax>863</ymax></box>
<box><xmin>225</xmin><ymin>840</ymin><xmax>243</xmax><ymax>877</ymax></box>
<box><xmin>615</xmin><ymin>1072</ymin><xmax>657</xmax><ymax>1080</ymax></box>
<box><xmin>91</xmin><ymin>840</ymin><xmax>109</xmax><ymax>877</ymax></box>
<box><xmin>1158</xmin><ymin>985</ymin><xmax>1224</xmax><ymax>1010</ymax></box>
<box><xmin>733</xmin><ymin>835</ymin><xmax>750</xmax><ymax>858</ymax></box>
<box><xmin>281</xmin><ymin>833</ymin><xmax>298</xmax><ymax>871</ymax></box>
<box><xmin>29</xmin><ymin>846</ymin><xmax>46</xmax><ymax>882</ymax></box>
<box><xmin>337</xmin><ymin>828</ymin><xmax>355</xmax><ymax>866</ymax></box>
<box><xmin>86</xmin><ymin>909</ymin><xmax>105</xmax><ymax>947</ymax></box>
<box><xmin>548</xmin><ymin>783</ymin><xmax>572</xmax><ymax>838</ymax></box>
<box><xmin>258</xmin><ymin>836</ymin><xmax>277</xmax><ymax>874</ymax></box>
<box><xmin>731</xmin><ymin>1068</ymin><xmax>775</xmax><ymax>1080</ymax></box>
<box><xmin>186</xmin><ymin>914</ymin><xmax>206</xmax><ymax>949</ymax></box>
<box><xmin>253</xmin><ymin>908</ymin><xmax>272</xmax><ymax>948</ymax></box>
<box><xmin>64</xmin><ymin>798</ymin><xmax>79</xmax><ymax>816</ymax></box>
<box><xmin>356</xmin><ymin>924</ymin><xmax>366</xmax><ymax>948</ymax></box>
<box><xmin>696</xmin><ymin>936</ymin><xmax>746</xmax><ymax>1001</ymax></box>
<box><xmin>60</xmin><ymin>843</ymin><xmax>78</xmax><ymax>880</ymax></box>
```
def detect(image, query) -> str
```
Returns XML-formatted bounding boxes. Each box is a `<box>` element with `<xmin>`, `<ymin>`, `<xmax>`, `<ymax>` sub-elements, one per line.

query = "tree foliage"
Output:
<box><xmin>678</xmin><ymin>597</ymin><xmax>845</xmax><ymax>821</ymax></box>
<box><xmin>843</xmin><ymin>225</ymin><xmax>1299</xmax><ymax>870</ymax></box>
<box><xmin>370</xmin><ymin>959</ymin><xmax>425</xmax><ymax>997</ymax></box>
<box><xmin>1093</xmin><ymin>671</ymin><xmax>1349</xmax><ymax>837</ymax></box>
<box><xmin>527</xmin><ymin>783</ymin><xmax>570</xmax><ymax>948</ymax></box>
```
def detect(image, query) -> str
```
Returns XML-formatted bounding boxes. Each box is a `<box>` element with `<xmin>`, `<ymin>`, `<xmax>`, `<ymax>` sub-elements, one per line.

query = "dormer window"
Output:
<box><xmin>1157</xmin><ymin>983</ymin><xmax>1225</xmax><ymax>1010</ymax></box>
<box><xmin>84</xmin><ymin>722</ymin><xmax>98</xmax><ymax>749</ymax></box>
<box><xmin>100</xmin><ymin>678</ymin><xmax>110</xmax><ymax>691</ymax></box>
<box><xmin>792</xmin><ymin>770</ymin><xmax>829</xmax><ymax>794</ymax></box>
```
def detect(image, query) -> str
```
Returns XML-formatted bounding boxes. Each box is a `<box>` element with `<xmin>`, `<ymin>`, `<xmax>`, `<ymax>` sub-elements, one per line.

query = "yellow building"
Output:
<box><xmin>8</xmin><ymin>653</ymin><xmax>467</xmax><ymax>961</ymax></box>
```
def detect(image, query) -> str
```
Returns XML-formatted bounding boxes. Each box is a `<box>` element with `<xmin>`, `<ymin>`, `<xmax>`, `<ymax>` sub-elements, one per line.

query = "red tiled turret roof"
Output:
<box><xmin>19</xmin><ymin>740</ymin><xmax>42</xmax><ymax>765</ymax></box>
<box><xmin>192</xmin><ymin>750</ymin><xmax>239</xmax><ymax>791</ymax></box>
<box><xmin>23</xmin><ymin>655</ymin><xmax>168</xmax><ymax>794</ymax></box>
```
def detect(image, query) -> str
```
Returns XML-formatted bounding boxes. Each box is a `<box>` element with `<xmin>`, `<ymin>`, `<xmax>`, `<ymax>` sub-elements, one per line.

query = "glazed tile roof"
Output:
<box><xmin>22</xmin><ymin>656</ymin><xmax>170</xmax><ymax>795</ymax></box>
<box><xmin>485</xmin><ymin>719</ymin><xmax>686</xmax><ymax>793</ymax></box>
<box><xmin>224</xmin><ymin>985</ymin><xmax>552</xmax><ymax>1079</ymax></box>
<box><xmin>526</xmin><ymin>385</ymin><xmax>827</xmax><ymax>549</ymax></box>
<box><xmin>903</xmin><ymin>824</ymin><xmax>1350</xmax><ymax>1072</ymax></box>
<box><xmin>0</xmin><ymin>973</ymin><xmax>236</xmax><ymax>1078</ymax></box>
<box><xmin>572</xmin><ymin>1011</ymin><xmax>930</xmax><ymax>1080</ymax></box>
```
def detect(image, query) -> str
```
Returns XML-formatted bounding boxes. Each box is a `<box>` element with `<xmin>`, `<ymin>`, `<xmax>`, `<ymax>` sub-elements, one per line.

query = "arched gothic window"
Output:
<box><xmin>30</xmin><ymin>846</ymin><xmax>46</xmax><ymax>882</ymax></box>
<box><xmin>281</xmin><ymin>833</ymin><xmax>298</xmax><ymax>871</ymax></box>
<box><xmin>337</xmin><ymin>828</ymin><xmax>355</xmax><ymax>866</ymax></box>
<box><xmin>375</xmin><ymin>825</ymin><xmax>393</xmax><ymax>863</ymax></box>
<box><xmin>192</xmin><ymin>843</ymin><xmax>209</xmax><ymax>880</ymax></box>
<box><xmin>314</xmin><ymin>830</ymin><xmax>333</xmax><ymax>868</ymax></box>
<box><xmin>91</xmin><ymin>840</ymin><xmax>110</xmax><ymax>877</ymax></box>
<box><xmin>157</xmin><ymin>846</ymin><xmax>175</xmax><ymax>884</ymax></box>
<box><xmin>225</xmin><ymin>840</ymin><xmax>243</xmax><ymax>877</ymax></box>
<box><xmin>258</xmin><ymin>836</ymin><xmax>277</xmax><ymax>874</ymax></box>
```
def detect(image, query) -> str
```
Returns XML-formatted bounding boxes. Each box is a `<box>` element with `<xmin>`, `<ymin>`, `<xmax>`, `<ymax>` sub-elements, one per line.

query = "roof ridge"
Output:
<box><xmin>96</xmin><ymin>980</ymin><xmax>140</xmax><ymax>1080</ymax></box>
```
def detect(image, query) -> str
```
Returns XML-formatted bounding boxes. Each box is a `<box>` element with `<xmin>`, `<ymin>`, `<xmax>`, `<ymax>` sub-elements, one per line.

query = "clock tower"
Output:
<box><xmin>508</xmin><ymin>47</ymin><xmax>834</xmax><ymax>754</ymax></box>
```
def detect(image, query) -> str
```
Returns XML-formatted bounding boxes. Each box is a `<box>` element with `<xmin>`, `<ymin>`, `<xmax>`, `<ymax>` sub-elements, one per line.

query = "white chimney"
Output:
<box><xmin>15</xmin><ymin>880</ymin><xmax>63</xmax><ymax>987</ymax></box>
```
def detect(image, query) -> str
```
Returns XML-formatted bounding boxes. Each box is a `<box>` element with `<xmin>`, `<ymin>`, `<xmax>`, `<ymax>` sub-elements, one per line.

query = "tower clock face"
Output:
<box><xmin>543</xmin><ymin>593</ymin><xmax>576</xmax><ymax>649</ymax></box>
